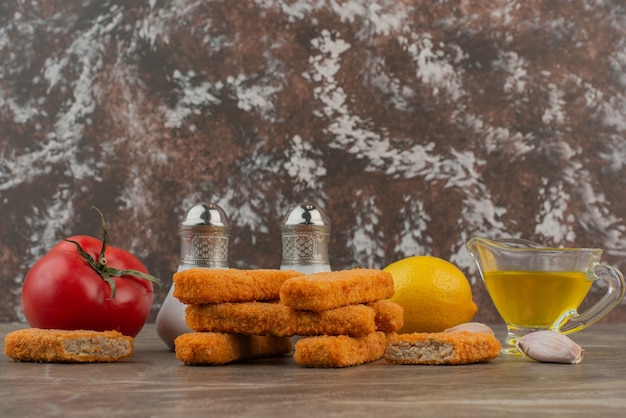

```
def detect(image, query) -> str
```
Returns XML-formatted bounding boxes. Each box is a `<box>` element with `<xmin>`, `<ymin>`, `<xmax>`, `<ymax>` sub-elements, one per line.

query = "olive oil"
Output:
<box><xmin>483</xmin><ymin>270</ymin><xmax>592</xmax><ymax>328</ymax></box>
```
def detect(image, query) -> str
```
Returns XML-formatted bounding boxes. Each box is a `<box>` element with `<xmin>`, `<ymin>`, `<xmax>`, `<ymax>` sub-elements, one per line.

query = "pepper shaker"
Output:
<box><xmin>156</xmin><ymin>202</ymin><xmax>231</xmax><ymax>350</ymax></box>
<box><xmin>280</xmin><ymin>202</ymin><xmax>331</xmax><ymax>274</ymax></box>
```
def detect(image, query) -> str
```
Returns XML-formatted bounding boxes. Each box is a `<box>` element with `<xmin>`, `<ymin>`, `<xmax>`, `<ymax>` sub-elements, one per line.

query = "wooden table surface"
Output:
<box><xmin>2</xmin><ymin>323</ymin><xmax>626</xmax><ymax>417</ymax></box>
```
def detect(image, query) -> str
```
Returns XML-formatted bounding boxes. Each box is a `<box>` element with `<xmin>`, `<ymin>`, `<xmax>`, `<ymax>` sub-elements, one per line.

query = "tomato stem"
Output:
<box><xmin>62</xmin><ymin>207</ymin><xmax>161</xmax><ymax>299</ymax></box>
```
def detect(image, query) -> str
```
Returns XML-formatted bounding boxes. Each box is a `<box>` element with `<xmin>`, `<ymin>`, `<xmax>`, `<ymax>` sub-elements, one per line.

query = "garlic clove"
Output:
<box><xmin>515</xmin><ymin>330</ymin><xmax>584</xmax><ymax>364</ymax></box>
<box><xmin>444</xmin><ymin>322</ymin><xmax>495</xmax><ymax>335</ymax></box>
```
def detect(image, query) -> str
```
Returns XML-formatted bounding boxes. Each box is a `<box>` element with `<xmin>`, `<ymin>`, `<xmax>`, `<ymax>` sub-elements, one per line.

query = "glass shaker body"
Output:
<box><xmin>156</xmin><ymin>203</ymin><xmax>230</xmax><ymax>350</ymax></box>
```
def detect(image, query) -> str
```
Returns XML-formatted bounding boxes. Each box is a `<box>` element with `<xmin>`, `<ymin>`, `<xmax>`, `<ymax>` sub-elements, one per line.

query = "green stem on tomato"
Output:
<box><xmin>62</xmin><ymin>207</ymin><xmax>161</xmax><ymax>299</ymax></box>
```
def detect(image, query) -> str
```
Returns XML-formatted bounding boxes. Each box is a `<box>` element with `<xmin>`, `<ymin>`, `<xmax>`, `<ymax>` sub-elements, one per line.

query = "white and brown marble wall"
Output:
<box><xmin>1</xmin><ymin>1</ymin><xmax>625</xmax><ymax>324</ymax></box>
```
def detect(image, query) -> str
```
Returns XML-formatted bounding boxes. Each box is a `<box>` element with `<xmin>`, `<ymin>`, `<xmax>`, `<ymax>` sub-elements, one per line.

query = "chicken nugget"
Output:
<box><xmin>279</xmin><ymin>268</ymin><xmax>394</xmax><ymax>311</ymax></box>
<box><xmin>384</xmin><ymin>331</ymin><xmax>501</xmax><ymax>365</ymax></box>
<box><xmin>173</xmin><ymin>268</ymin><xmax>303</xmax><ymax>304</ymax></box>
<box><xmin>368</xmin><ymin>300</ymin><xmax>404</xmax><ymax>333</ymax></box>
<box><xmin>185</xmin><ymin>302</ymin><xmax>377</xmax><ymax>337</ymax></box>
<box><xmin>175</xmin><ymin>332</ymin><xmax>292</xmax><ymax>365</ymax></box>
<box><xmin>293</xmin><ymin>332</ymin><xmax>387</xmax><ymax>368</ymax></box>
<box><xmin>4</xmin><ymin>328</ymin><xmax>134</xmax><ymax>363</ymax></box>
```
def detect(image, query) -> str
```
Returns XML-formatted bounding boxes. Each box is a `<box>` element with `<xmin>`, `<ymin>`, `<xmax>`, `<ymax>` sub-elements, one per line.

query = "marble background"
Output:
<box><xmin>1</xmin><ymin>0</ymin><xmax>626</xmax><ymax>325</ymax></box>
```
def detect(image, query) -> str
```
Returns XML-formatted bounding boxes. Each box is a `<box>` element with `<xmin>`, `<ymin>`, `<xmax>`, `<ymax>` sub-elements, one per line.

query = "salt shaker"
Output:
<box><xmin>280</xmin><ymin>202</ymin><xmax>331</xmax><ymax>274</ymax></box>
<box><xmin>156</xmin><ymin>202</ymin><xmax>231</xmax><ymax>350</ymax></box>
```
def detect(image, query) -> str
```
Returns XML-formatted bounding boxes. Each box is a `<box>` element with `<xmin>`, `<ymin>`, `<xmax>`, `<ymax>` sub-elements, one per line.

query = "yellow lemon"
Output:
<box><xmin>384</xmin><ymin>255</ymin><xmax>478</xmax><ymax>333</ymax></box>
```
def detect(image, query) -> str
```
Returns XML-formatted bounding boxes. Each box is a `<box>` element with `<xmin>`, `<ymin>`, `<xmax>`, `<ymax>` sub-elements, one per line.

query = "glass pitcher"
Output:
<box><xmin>466</xmin><ymin>237</ymin><xmax>625</xmax><ymax>354</ymax></box>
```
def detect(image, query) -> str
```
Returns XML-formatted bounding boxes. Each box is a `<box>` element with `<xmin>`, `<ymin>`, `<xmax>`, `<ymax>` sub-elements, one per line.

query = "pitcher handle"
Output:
<box><xmin>558</xmin><ymin>263</ymin><xmax>626</xmax><ymax>334</ymax></box>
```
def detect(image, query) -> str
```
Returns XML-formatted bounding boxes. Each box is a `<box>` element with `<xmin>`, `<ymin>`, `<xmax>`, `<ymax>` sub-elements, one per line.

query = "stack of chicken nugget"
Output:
<box><xmin>279</xmin><ymin>269</ymin><xmax>403</xmax><ymax>367</ymax></box>
<box><xmin>172</xmin><ymin>268</ymin><xmax>302</xmax><ymax>365</ymax></box>
<box><xmin>172</xmin><ymin>267</ymin><xmax>403</xmax><ymax>367</ymax></box>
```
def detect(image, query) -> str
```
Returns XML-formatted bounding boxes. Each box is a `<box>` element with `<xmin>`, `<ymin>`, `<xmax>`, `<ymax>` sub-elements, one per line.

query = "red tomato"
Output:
<box><xmin>21</xmin><ymin>213</ymin><xmax>159</xmax><ymax>337</ymax></box>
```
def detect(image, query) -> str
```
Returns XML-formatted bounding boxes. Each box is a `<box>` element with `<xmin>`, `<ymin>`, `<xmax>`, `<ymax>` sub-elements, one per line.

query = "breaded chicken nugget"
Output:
<box><xmin>4</xmin><ymin>328</ymin><xmax>134</xmax><ymax>363</ymax></box>
<box><xmin>175</xmin><ymin>332</ymin><xmax>292</xmax><ymax>365</ymax></box>
<box><xmin>293</xmin><ymin>332</ymin><xmax>387</xmax><ymax>368</ymax></box>
<box><xmin>173</xmin><ymin>268</ymin><xmax>303</xmax><ymax>305</ymax></box>
<box><xmin>279</xmin><ymin>268</ymin><xmax>394</xmax><ymax>311</ymax></box>
<box><xmin>384</xmin><ymin>331</ymin><xmax>501</xmax><ymax>365</ymax></box>
<box><xmin>186</xmin><ymin>302</ymin><xmax>377</xmax><ymax>337</ymax></box>
<box><xmin>368</xmin><ymin>300</ymin><xmax>404</xmax><ymax>333</ymax></box>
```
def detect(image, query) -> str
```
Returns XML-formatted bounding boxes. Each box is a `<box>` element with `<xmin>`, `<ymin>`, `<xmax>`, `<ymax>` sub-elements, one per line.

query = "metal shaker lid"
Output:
<box><xmin>280</xmin><ymin>202</ymin><xmax>330</xmax><ymax>268</ymax></box>
<box><xmin>180</xmin><ymin>203</ymin><xmax>230</xmax><ymax>228</ymax></box>
<box><xmin>281</xmin><ymin>202</ymin><xmax>330</xmax><ymax>228</ymax></box>
<box><xmin>179</xmin><ymin>202</ymin><xmax>230</xmax><ymax>268</ymax></box>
